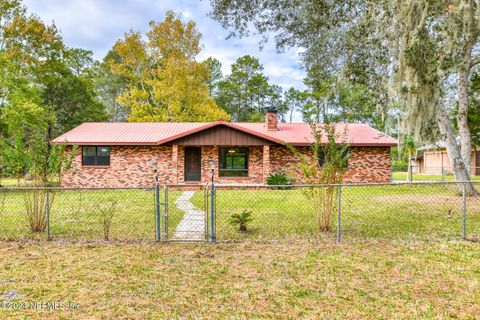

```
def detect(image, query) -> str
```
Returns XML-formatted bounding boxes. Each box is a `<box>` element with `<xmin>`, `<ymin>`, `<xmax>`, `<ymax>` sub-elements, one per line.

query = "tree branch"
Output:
<box><xmin>0</xmin><ymin>135</ymin><xmax>28</xmax><ymax>157</ymax></box>
<box><xmin>470</xmin><ymin>56</ymin><xmax>480</xmax><ymax>69</ymax></box>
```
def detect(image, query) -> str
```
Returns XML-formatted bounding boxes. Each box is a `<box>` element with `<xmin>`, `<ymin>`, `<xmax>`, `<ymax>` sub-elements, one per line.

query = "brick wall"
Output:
<box><xmin>62</xmin><ymin>146</ymin><xmax>174</xmax><ymax>188</ymax></box>
<box><xmin>62</xmin><ymin>145</ymin><xmax>391</xmax><ymax>188</ymax></box>
<box><xmin>270</xmin><ymin>146</ymin><xmax>391</xmax><ymax>184</ymax></box>
<box><xmin>343</xmin><ymin>147</ymin><xmax>391</xmax><ymax>183</ymax></box>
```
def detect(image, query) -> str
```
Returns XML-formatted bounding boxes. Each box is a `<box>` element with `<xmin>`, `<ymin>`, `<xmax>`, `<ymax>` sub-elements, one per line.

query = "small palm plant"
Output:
<box><xmin>229</xmin><ymin>210</ymin><xmax>254</xmax><ymax>232</ymax></box>
<box><xmin>266</xmin><ymin>172</ymin><xmax>292</xmax><ymax>189</ymax></box>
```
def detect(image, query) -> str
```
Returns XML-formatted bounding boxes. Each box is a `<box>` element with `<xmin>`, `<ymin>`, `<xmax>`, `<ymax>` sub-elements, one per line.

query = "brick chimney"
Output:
<box><xmin>265</xmin><ymin>107</ymin><xmax>278</xmax><ymax>131</ymax></box>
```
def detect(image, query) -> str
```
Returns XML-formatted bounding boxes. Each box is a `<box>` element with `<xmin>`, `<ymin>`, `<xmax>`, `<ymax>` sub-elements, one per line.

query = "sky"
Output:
<box><xmin>23</xmin><ymin>0</ymin><xmax>307</xmax><ymax>100</ymax></box>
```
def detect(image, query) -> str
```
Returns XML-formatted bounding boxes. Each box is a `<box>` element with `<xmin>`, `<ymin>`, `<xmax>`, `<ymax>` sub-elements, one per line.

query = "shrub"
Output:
<box><xmin>266</xmin><ymin>172</ymin><xmax>292</xmax><ymax>188</ymax></box>
<box><xmin>99</xmin><ymin>200</ymin><xmax>118</xmax><ymax>241</ymax></box>
<box><xmin>4</xmin><ymin>143</ymin><xmax>78</xmax><ymax>233</ymax></box>
<box><xmin>22</xmin><ymin>187</ymin><xmax>54</xmax><ymax>233</ymax></box>
<box><xmin>391</xmin><ymin>159</ymin><xmax>408</xmax><ymax>172</ymax></box>
<box><xmin>229</xmin><ymin>210</ymin><xmax>253</xmax><ymax>232</ymax></box>
<box><xmin>286</xmin><ymin>122</ymin><xmax>349</xmax><ymax>232</ymax></box>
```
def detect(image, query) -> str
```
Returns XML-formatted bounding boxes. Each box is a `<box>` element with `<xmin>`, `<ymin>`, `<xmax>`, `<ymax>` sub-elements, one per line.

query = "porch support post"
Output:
<box><xmin>172</xmin><ymin>144</ymin><xmax>178</xmax><ymax>183</ymax></box>
<box><xmin>263</xmin><ymin>145</ymin><xmax>270</xmax><ymax>184</ymax></box>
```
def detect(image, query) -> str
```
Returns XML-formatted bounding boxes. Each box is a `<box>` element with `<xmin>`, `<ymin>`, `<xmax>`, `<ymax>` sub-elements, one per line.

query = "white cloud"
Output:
<box><xmin>24</xmin><ymin>0</ymin><xmax>307</xmax><ymax>90</ymax></box>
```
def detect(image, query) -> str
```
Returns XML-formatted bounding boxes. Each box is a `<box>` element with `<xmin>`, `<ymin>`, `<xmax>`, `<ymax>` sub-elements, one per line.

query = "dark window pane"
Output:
<box><xmin>82</xmin><ymin>146</ymin><xmax>110</xmax><ymax>166</ymax></box>
<box><xmin>219</xmin><ymin>147</ymin><xmax>248</xmax><ymax>177</ymax></box>
<box><xmin>317</xmin><ymin>148</ymin><xmax>349</xmax><ymax>168</ymax></box>
<box><xmin>96</xmin><ymin>156</ymin><xmax>110</xmax><ymax>166</ymax></box>
<box><xmin>82</xmin><ymin>147</ymin><xmax>96</xmax><ymax>166</ymax></box>
<box><xmin>97</xmin><ymin>147</ymin><xmax>110</xmax><ymax>157</ymax></box>
<box><xmin>83</xmin><ymin>156</ymin><xmax>96</xmax><ymax>166</ymax></box>
<box><xmin>318</xmin><ymin>149</ymin><xmax>326</xmax><ymax>167</ymax></box>
<box><xmin>83</xmin><ymin>147</ymin><xmax>96</xmax><ymax>156</ymax></box>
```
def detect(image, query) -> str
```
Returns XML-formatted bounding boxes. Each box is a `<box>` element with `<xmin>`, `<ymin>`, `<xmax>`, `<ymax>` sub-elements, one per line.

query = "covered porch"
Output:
<box><xmin>166</xmin><ymin>124</ymin><xmax>274</xmax><ymax>184</ymax></box>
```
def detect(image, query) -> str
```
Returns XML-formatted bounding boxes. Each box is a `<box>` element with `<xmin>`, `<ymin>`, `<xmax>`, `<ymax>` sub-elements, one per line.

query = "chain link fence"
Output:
<box><xmin>0</xmin><ymin>187</ymin><xmax>156</xmax><ymax>241</ymax></box>
<box><xmin>213</xmin><ymin>182</ymin><xmax>480</xmax><ymax>242</ymax></box>
<box><xmin>0</xmin><ymin>182</ymin><xmax>479</xmax><ymax>242</ymax></box>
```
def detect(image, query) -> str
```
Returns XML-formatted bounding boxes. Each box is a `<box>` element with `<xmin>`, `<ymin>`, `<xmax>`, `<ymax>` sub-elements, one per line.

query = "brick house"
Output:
<box><xmin>52</xmin><ymin>109</ymin><xmax>397</xmax><ymax>188</ymax></box>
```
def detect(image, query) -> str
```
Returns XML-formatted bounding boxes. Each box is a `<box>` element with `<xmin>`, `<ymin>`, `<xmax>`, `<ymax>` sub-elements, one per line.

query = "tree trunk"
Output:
<box><xmin>458</xmin><ymin>52</ymin><xmax>472</xmax><ymax>176</ymax></box>
<box><xmin>397</xmin><ymin>114</ymin><xmax>401</xmax><ymax>161</ymax></box>
<box><xmin>435</xmin><ymin>98</ymin><xmax>477</xmax><ymax>195</ymax></box>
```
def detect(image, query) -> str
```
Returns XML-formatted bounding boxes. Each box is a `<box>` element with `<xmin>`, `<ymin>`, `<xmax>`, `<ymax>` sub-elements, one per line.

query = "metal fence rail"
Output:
<box><xmin>0</xmin><ymin>181</ymin><xmax>479</xmax><ymax>242</ymax></box>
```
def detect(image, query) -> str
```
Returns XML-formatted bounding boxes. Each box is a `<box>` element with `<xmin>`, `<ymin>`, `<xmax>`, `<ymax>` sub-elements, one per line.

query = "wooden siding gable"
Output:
<box><xmin>166</xmin><ymin>125</ymin><xmax>273</xmax><ymax>146</ymax></box>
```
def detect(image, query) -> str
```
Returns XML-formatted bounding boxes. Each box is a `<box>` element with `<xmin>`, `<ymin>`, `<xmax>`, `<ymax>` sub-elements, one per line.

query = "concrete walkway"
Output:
<box><xmin>171</xmin><ymin>191</ymin><xmax>205</xmax><ymax>241</ymax></box>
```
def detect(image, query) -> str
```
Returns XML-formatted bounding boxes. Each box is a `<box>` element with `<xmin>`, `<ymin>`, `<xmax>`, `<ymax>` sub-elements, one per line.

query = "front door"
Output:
<box><xmin>185</xmin><ymin>147</ymin><xmax>201</xmax><ymax>181</ymax></box>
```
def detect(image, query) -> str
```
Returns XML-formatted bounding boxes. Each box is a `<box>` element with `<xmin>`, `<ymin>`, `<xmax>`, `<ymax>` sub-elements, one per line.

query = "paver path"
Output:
<box><xmin>172</xmin><ymin>191</ymin><xmax>205</xmax><ymax>240</ymax></box>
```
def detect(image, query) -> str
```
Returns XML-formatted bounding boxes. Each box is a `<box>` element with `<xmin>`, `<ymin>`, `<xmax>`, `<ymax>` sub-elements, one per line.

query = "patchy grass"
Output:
<box><xmin>392</xmin><ymin>172</ymin><xmax>480</xmax><ymax>181</ymax></box>
<box><xmin>0</xmin><ymin>240</ymin><xmax>479</xmax><ymax>319</ymax></box>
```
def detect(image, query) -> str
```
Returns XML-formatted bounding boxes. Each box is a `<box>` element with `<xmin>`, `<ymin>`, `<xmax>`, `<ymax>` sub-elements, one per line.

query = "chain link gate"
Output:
<box><xmin>156</xmin><ymin>184</ymin><xmax>211</xmax><ymax>242</ymax></box>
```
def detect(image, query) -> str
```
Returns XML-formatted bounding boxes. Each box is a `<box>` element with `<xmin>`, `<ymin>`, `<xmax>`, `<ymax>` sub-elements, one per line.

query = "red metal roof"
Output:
<box><xmin>51</xmin><ymin>121</ymin><xmax>397</xmax><ymax>146</ymax></box>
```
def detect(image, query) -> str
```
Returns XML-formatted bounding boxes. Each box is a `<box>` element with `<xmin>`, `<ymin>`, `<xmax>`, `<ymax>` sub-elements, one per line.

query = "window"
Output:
<box><xmin>318</xmin><ymin>149</ymin><xmax>326</xmax><ymax>167</ymax></box>
<box><xmin>82</xmin><ymin>146</ymin><xmax>110</xmax><ymax>166</ymax></box>
<box><xmin>317</xmin><ymin>148</ymin><xmax>349</xmax><ymax>168</ymax></box>
<box><xmin>219</xmin><ymin>147</ymin><xmax>248</xmax><ymax>177</ymax></box>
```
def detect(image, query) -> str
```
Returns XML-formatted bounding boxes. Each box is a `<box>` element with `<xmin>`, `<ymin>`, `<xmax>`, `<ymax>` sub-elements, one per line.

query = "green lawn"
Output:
<box><xmin>2</xmin><ymin>183</ymin><xmax>480</xmax><ymax>242</ymax></box>
<box><xmin>392</xmin><ymin>171</ymin><xmax>480</xmax><ymax>181</ymax></box>
<box><xmin>0</xmin><ymin>178</ymin><xmax>20</xmax><ymax>186</ymax></box>
<box><xmin>0</xmin><ymin>240</ymin><xmax>479</xmax><ymax>319</ymax></box>
<box><xmin>190</xmin><ymin>183</ymin><xmax>480</xmax><ymax>241</ymax></box>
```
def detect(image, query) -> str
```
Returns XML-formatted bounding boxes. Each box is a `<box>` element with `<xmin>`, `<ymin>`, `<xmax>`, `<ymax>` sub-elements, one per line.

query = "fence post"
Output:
<box><xmin>155</xmin><ymin>183</ymin><xmax>161</xmax><ymax>242</ymax></box>
<box><xmin>163</xmin><ymin>184</ymin><xmax>168</xmax><ymax>241</ymax></box>
<box><xmin>45</xmin><ymin>188</ymin><xmax>51</xmax><ymax>241</ymax></box>
<box><xmin>337</xmin><ymin>185</ymin><xmax>342</xmax><ymax>243</ymax></box>
<box><xmin>462</xmin><ymin>182</ymin><xmax>467</xmax><ymax>240</ymax></box>
<box><xmin>204</xmin><ymin>184</ymin><xmax>209</xmax><ymax>242</ymax></box>
<box><xmin>441</xmin><ymin>163</ymin><xmax>445</xmax><ymax>189</ymax></box>
<box><xmin>209</xmin><ymin>182</ymin><xmax>216</xmax><ymax>243</ymax></box>
<box><xmin>407</xmin><ymin>161</ymin><xmax>412</xmax><ymax>182</ymax></box>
